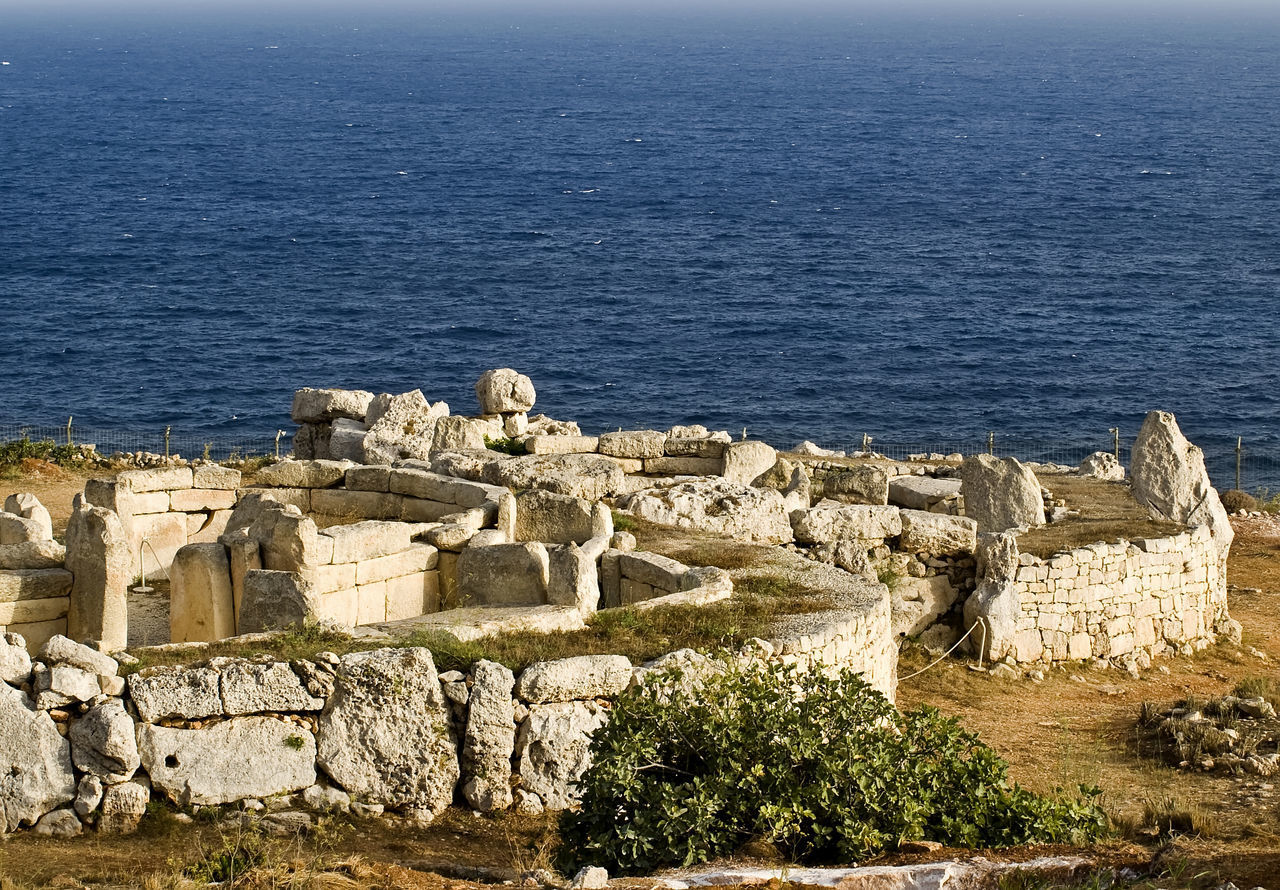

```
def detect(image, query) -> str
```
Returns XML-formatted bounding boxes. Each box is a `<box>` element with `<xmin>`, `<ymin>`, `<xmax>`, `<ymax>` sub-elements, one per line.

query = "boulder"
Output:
<box><xmin>1130</xmin><ymin>411</ymin><xmax>1233</xmax><ymax>559</ymax></box>
<box><xmin>898</xmin><ymin>511</ymin><xmax>978</xmax><ymax>556</ymax></box>
<box><xmin>0</xmin><ymin>633</ymin><xmax>32</xmax><ymax>685</ymax></box>
<box><xmin>516</xmin><ymin>655</ymin><xmax>632</xmax><ymax>704</ymax></box>
<box><xmin>0</xmin><ymin>683</ymin><xmax>75</xmax><ymax>830</ymax></box>
<box><xmin>363</xmin><ymin>391</ymin><xmax>452</xmax><ymax>464</ymax></box>
<box><xmin>238</xmin><ymin>570</ymin><xmax>321</xmax><ymax>634</ymax></box>
<box><xmin>458</xmin><ymin>543</ymin><xmax>549</xmax><ymax>606</ymax></box>
<box><xmin>818</xmin><ymin>465</ymin><xmax>889</xmax><ymax>505</ymax></box>
<box><xmin>485</xmin><ymin>454</ymin><xmax>625</xmax><ymax>501</ymax></box>
<box><xmin>217</xmin><ymin>659</ymin><xmax>326</xmax><ymax>714</ymax></box>
<box><xmin>1078</xmin><ymin>451</ymin><xmax>1125</xmax><ymax>482</ymax></box>
<box><xmin>139</xmin><ymin>717</ymin><xmax>316</xmax><ymax>806</ymax></box>
<box><xmin>37</xmin><ymin>635</ymin><xmax>118</xmax><ymax>676</ymax></box>
<box><xmin>291</xmin><ymin>388</ymin><xmax>375</xmax><ymax>424</ymax></box>
<box><xmin>526</xmin><ymin>415</ymin><xmax>582</xmax><ymax>437</ymax></box>
<box><xmin>33</xmin><ymin>663</ymin><xmax>101</xmax><ymax>709</ymax></box>
<box><xmin>515</xmin><ymin>701</ymin><xmax>609</xmax><ymax>810</ymax></box>
<box><xmin>513</xmin><ymin>489</ymin><xmax>613</xmax><ymax>545</ymax></box>
<box><xmin>618</xmin><ymin>480</ymin><xmax>792</xmax><ymax>544</ymax></box>
<box><xmin>169</xmin><ymin>543</ymin><xmax>236</xmax><ymax>644</ymax></box>
<box><xmin>4</xmin><ymin>494</ymin><xmax>53</xmax><ymax>541</ymax></box>
<box><xmin>98</xmin><ymin>780</ymin><xmax>148</xmax><ymax>834</ymax></box>
<box><xmin>74</xmin><ymin>775</ymin><xmax>103</xmax><ymax>818</ymax></box>
<box><xmin>461</xmin><ymin>660</ymin><xmax>516</xmax><ymax>812</ymax></box>
<box><xmin>721</xmin><ymin>441</ymin><xmax>778</xmax><ymax>486</ymax></box>
<box><xmin>316</xmin><ymin>648</ymin><xmax>459</xmax><ymax>815</ymax></box>
<box><xmin>791</xmin><ymin>504</ymin><xmax>902</xmax><ymax>544</ymax></box>
<box><xmin>958</xmin><ymin>455</ymin><xmax>1045</xmax><ymax>532</ymax></box>
<box><xmin>0</xmin><ymin>513</ymin><xmax>47</xmax><ymax>546</ymax></box>
<box><xmin>887</xmin><ymin>476</ymin><xmax>962</xmax><ymax>512</ymax></box>
<box><xmin>432</xmin><ymin>415</ymin><xmax>502</xmax><ymax>452</ymax></box>
<box><xmin>33</xmin><ymin>809</ymin><xmax>82</xmax><ymax>838</ymax></box>
<box><xmin>293</xmin><ymin>422</ymin><xmax>330</xmax><ymax>461</ymax></box>
<box><xmin>254</xmin><ymin>459</ymin><xmax>353</xmax><ymax>489</ymax></box>
<box><xmin>69</xmin><ymin>699</ymin><xmax>139</xmax><ymax>784</ymax></box>
<box><xmin>475</xmin><ymin>368</ymin><xmax>537</xmax><ymax>414</ymax></box>
<box><xmin>127</xmin><ymin>664</ymin><xmax>223</xmax><ymax>722</ymax></box>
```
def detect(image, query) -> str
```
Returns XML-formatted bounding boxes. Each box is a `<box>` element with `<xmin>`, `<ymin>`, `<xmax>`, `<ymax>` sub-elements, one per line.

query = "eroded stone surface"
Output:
<box><xmin>515</xmin><ymin>700</ymin><xmax>608</xmax><ymax>810</ymax></box>
<box><xmin>0</xmin><ymin>683</ymin><xmax>75</xmax><ymax>831</ymax></box>
<box><xmin>461</xmin><ymin>660</ymin><xmax>516</xmax><ymax>812</ymax></box>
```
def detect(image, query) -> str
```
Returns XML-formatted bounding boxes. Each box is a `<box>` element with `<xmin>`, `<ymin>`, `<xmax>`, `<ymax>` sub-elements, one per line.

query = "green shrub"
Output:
<box><xmin>610</xmin><ymin>510</ymin><xmax>636</xmax><ymax>532</ymax></box>
<box><xmin>559</xmin><ymin>658</ymin><xmax>1106</xmax><ymax>874</ymax></box>
<box><xmin>484</xmin><ymin>435</ymin><xmax>528</xmax><ymax>456</ymax></box>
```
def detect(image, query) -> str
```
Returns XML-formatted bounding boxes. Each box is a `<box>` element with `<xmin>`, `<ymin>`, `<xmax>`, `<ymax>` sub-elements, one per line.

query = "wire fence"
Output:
<box><xmin>0</xmin><ymin>422</ymin><xmax>285</xmax><ymax>462</ymax></box>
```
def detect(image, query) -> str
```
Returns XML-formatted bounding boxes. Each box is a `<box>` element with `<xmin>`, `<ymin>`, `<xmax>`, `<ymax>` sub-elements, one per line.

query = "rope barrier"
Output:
<box><xmin>899</xmin><ymin>621</ymin><xmax>988</xmax><ymax>682</ymax></box>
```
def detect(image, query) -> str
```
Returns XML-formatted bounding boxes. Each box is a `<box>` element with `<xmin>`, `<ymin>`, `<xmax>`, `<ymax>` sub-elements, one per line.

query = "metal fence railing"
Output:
<box><xmin>0</xmin><ymin>422</ymin><xmax>284</xmax><ymax>463</ymax></box>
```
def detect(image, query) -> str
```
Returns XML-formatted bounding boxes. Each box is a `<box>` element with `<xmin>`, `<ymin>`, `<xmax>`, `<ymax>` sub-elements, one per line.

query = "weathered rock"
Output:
<box><xmin>0</xmin><ymin>540</ymin><xmax>68</xmax><ymax>570</ymax></box>
<box><xmin>526</xmin><ymin>415</ymin><xmax>582</xmax><ymax>437</ymax></box>
<box><xmin>74</xmin><ymin>775</ymin><xmax>104</xmax><ymax>818</ymax></box>
<box><xmin>475</xmin><ymin>369</ymin><xmax>536</xmax><ymax>414</ymax></box>
<box><xmin>38</xmin><ymin>635</ymin><xmax>118</xmax><ymax>676</ymax></box>
<box><xmin>33</xmin><ymin>808</ymin><xmax>82</xmax><ymax>838</ymax></box>
<box><xmin>69</xmin><ymin>699</ymin><xmax>139</xmax><ymax>784</ymax></box>
<box><xmin>516</xmin><ymin>655</ymin><xmax>632</xmax><ymax>704</ymax></box>
<box><xmin>461</xmin><ymin>660</ymin><xmax>516</xmax><ymax>812</ymax></box>
<box><xmin>0</xmin><ymin>633</ymin><xmax>32</xmax><ymax>685</ymax></box>
<box><xmin>898</xmin><ymin>511</ymin><xmax>978</xmax><ymax>556</ymax></box>
<box><xmin>0</xmin><ymin>513</ymin><xmax>51</xmax><ymax>545</ymax></box>
<box><xmin>292</xmin><ymin>388</ymin><xmax>375</xmax><ymax>424</ymax></box>
<box><xmin>1131</xmin><ymin>411</ymin><xmax>1233</xmax><ymax>559</ymax></box>
<box><xmin>888</xmin><ymin>476</ymin><xmax>963</xmax><ymax>512</ymax></box>
<box><xmin>0</xmin><ymin>683</ymin><xmax>75</xmax><ymax>830</ymax></box>
<box><xmin>327</xmin><ymin>417</ymin><xmax>370</xmax><ymax>463</ymax></box>
<box><xmin>98</xmin><ymin>780</ymin><xmax>148</xmax><ymax>834</ymax></box>
<box><xmin>619</xmin><ymin>480</ymin><xmax>792</xmax><ymax>544</ymax></box>
<box><xmin>362</xmin><ymin>390</ymin><xmax>450</xmax><ymax>464</ymax></box>
<box><xmin>892</xmin><ymin>576</ymin><xmax>958</xmax><ymax>637</ymax></box>
<box><xmin>128</xmin><ymin>664</ymin><xmax>223</xmax><ymax>723</ymax></box>
<box><xmin>959</xmin><ymin>455</ymin><xmax>1045</xmax><ymax>532</ymax></box>
<box><xmin>322</xmin><ymin>520</ymin><xmax>412</xmax><ymax>563</ymax></box>
<box><xmin>169</xmin><ymin>543</ymin><xmax>236</xmax><ymax>644</ymax></box>
<box><xmin>62</xmin><ymin>502</ymin><xmax>131</xmax><ymax>651</ymax></box>
<box><xmin>524</xmin><ymin>435</ymin><xmax>600</xmax><ymax>455</ymax></box>
<box><xmin>791</xmin><ymin>503</ymin><xmax>902</xmax><ymax>544</ymax></box>
<box><xmin>457</xmin><ymin>543</ymin><xmax>549</xmax><ymax>605</ymax></box>
<box><xmin>486</xmin><ymin>454</ymin><xmax>625</xmax><ymax>501</ymax></box>
<box><xmin>4</xmin><ymin>494</ymin><xmax>53</xmax><ymax>541</ymax></box>
<box><xmin>139</xmin><ymin>717</ymin><xmax>317</xmax><ymax>806</ymax></box>
<box><xmin>254</xmin><ymin>459</ymin><xmax>354</xmax><ymax>489</ymax></box>
<box><xmin>33</xmin><ymin>663</ymin><xmax>100</xmax><ymax>708</ymax></box>
<box><xmin>316</xmin><ymin>648</ymin><xmax>458</xmax><ymax>815</ymax></box>
<box><xmin>514</xmin><ymin>489</ymin><xmax>613</xmax><ymax>545</ymax></box>
<box><xmin>598</xmin><ymin>430</ymin><xmax>667</xmax><ymax>460</ymax></box>
<box><xmin>547</xmin><ymin>543</ymin><xmax>602</xmax><ymax>612</ymax></box>
<box><xmin>0</xmin><ymin>567</ymin><xmax>74</xmax><ymax>603</ymax></box>
<box><xmin>238</xmin><ymin>570</ymin><xmax>320</xmax><ymax>634</ymax></box>
<box><xmin>964</xmin><ymin>532</ymin><xmax>1021</xmax><ymax>661</ymax></box>
<box><xmin>432</xmin><ymin>416</ymin><xmax>501</xmax><ymax>453</ymax></box>
<box><xmin>293</xmin><ymin>422</ymin><xmax>330</xmax><ymax>461</ymax></box>
<box><xmin>217</xmin><ymin>659</ymin><xmax>326</xmax><ymax>714</ymax></box>
<box><xmin>819</xmin><ymin>465</ymin><xmax>889</xmax><ymax>505</ymax></box>
<box><xmin>515</xmin><ymin>700</ymin><xmax>608</xmax><ymax>810</ymax></box>
<box><xmin>791</xmin><ymin>441</ymin><xmax>846</xmax><ymax>458</ymax></box>
<box><xmin>721</xmin><ymin>441</ymin><xmax>778</xmax><ymax>486</ymax></box>
<box><xmin>1078</xmin><ymin>451</ymin><xmax>1125</xmax><ymax>482</ymax></box>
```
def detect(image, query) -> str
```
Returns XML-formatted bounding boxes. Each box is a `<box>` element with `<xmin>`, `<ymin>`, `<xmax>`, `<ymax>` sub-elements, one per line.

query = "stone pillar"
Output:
<box><xmin>169</xmin><ymin>543</ymin><xmax>236</xmax><ymax>643</ymax></box>
<box><xmin>64</xmin><ymin>499</ymin><xmax>130</xmax><ymax>651</ymax></box>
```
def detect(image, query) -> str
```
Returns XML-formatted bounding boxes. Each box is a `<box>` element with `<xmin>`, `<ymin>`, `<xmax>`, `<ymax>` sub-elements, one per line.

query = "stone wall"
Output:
<box><xmin>1</xmin><ymin>494</ymin><xmax>72</xmax><ymax>650</ymax></box>
<box><xmin>998</xmin><ymin>526</ymin><xmax>1225</xmax><ymax>665</ymax></box>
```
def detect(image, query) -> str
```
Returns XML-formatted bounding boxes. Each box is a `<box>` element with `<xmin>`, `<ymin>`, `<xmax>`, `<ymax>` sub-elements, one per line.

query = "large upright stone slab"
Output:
<box><xmin>959</xmin><ymin>454</ymin><xmax>1045</xmax><ymax>532</ymax></box>
<box><xmin>458</xmin><ymin>543</ymin><xmax>549</xmax><ymax>605</ymax></box>
<box><xmin>0</xmin><ymin>683</ymin><xmax>76</xmax><ymax>830</ymax></box>
<box><xmin>1131</xmin><ymin>411</ymin><xmax>1233</xmax><ymax>559</ymax></box>
<box><xmin>362</xmin><ymin>390</ymin><xmax>450</xmax><ymax>464</ymax></box>
<box><xmin>169</xmin><ymin>543</ymin><xmax>235</xmax><ymax>644</ymax></box>
<box><xmin>461</xmin><ymin>660</ymin><xmax>516</xmax><ymax>812</ymax></box>
<box><xmin>475</xmin><ymin>368</ymin><xmax>536</xmax><ymax>414</ymax></box>
<box><xmin>721</xmin><ymin>441</ymin><xmax>777</xmax><ymax>486</ymax></box>
<box><xmin>316</xmin><ymin>648</ymin><xmax>458</xmax><ymax>814</ymax></box>
<box><xmin>238</xmin><ymin>570</ymin><xmax>320</xmax><ymax>634</ymax></box>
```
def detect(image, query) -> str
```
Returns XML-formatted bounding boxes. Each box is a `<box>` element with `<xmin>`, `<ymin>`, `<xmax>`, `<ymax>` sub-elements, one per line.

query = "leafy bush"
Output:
<box><xmin>0</xmin><ymin>436</ymin><xmax>82</xmax><ymax>467</ymax></box>
<box><xmin>484</xmin><ymin>435</ymin><xmax>528</xmax><ymax>456</ymax></box>
<box><xmin>559</xmin><ymin>658</ymin><xmax>1106</xmax><ymax>874</ymax></box>
<box><xmin>1220</xmin><ymin>489</ymin><xmax>1258</xmax><ymax>513</ymax></box>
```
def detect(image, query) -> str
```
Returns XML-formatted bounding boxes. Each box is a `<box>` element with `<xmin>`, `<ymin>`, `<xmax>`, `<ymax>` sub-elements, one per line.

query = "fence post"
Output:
<box><xmin>861</xmin><ymin>433</ymin><xmax>872</xmax><ymax>453</ymax></box>
<box><xmin>987</xmin><ymin>431</ymin><xmax>994</xmax><ymax>456</ymax></box>
<box><xmin>1109</xmin><ymin>427</ymin><xmax>1119</xmax><ymax>460</ymax></box>
<box><xmin>1236</xmin><ymin>437</ymin><xmax>1243</xmax><ymax>492</ymax></box>
<box><xmin>65</xmin><ymin>416</ymin><xmax>73</xmax><ymax>447</ymax></box>
<box><xmin>275</xmin><ymin>430</ymin><xmax>284</xmax><ymax>460</ymax></box>
<box><xmin>164</xmin><ymin>426</ymin><xmax>171</xmax><ymax>459</ymax></box>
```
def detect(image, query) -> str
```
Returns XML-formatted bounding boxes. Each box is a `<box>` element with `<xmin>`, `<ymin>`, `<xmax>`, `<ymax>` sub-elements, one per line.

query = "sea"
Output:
<box><xmin>3</xmin><ymin>3</ymin><xmax>1279</xmax><ymax>487</ymax></box>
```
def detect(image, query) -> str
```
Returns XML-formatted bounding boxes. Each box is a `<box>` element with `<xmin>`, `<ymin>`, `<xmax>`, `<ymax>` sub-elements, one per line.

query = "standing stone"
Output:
<box><xmin>513</xmin><ymin>489</ymin><xmax>613</xmax><ymax>545</ymax></box>
<box><xmin>515</xmin><ymin>701</ymin><xmax>609</xmax><ymax>810</ymax></box>
<box><xmin>1131</xmin><ymin>411</ymin><xmax>1233</xmax><ymax>560</ymax></box>
<box><xmin>457</xmin><ymin>543</ymin><xmax>550</xmax><ymax>606</ymax></box>
<box><xmin>963</xmin><ymin>532</ymin><xmax>1021</xmax><ymax>662</ymax></box>
<box><xmin>721</xmin><ymin>441</ymin><xmax>778</xmax><ymax>486</ymax></box>
<box><xmin>461</xmin><ymin>660</ymin><xmax>516</xmax><ymax>812</ymax></box>
<box><xmin>169</xmin><ymin>543</ymin><xmax>236</xmax><ymax>643</ymax></box>
<box><xmin>547</xmin><ymin>543</ymin><xmax>602</xmax><ymax>613</ymax></box>
<box><xmin>959</xmin><ymin>454</ymin><xmax>1046</xmax><ymax>532</ymax></box>
<box><xmin>0</xmin><ymin>683</ymin><xmax>76</xmax><ymax>831</ymax></box>
<box><xmin>69</xmin><ymin>699</ymin><xmax>140</xmax><ymax>784</ymax></box>
<box><xmin>4</xmin><ymin>494</ymin><xmax>53</xmax><ymax>541</ymax></box>
<box><xmin>475</xmin><ymin>369</ymin><xmax>536</xmax><ymax>414</ymax></box>
<box><xmin>238</xmin><ymin>570</ymin><xmax>320</xmax><ymax>634</ymax></box>
<box><xmin>316</xmin><ymin>648</ymin><xmax>459</xmax><ymax>815</ymax></box>
<box><xmin>63</xmin><ymin>502</ymin><xmax>131</xmax><ymax>651</ymax></box>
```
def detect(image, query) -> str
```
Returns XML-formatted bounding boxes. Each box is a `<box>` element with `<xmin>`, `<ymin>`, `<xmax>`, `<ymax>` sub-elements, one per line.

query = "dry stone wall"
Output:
<box><xmin>1</xmin><ymin>495</ymin><xmax>72</xmax><ymax>650</ymax></box>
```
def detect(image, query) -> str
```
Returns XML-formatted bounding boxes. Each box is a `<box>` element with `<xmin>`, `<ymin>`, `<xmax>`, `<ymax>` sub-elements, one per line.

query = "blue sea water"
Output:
<box><xmin>2</xmin><ymin>5</ymin><xmax>1279</xmax><ymax>481</ymax></box>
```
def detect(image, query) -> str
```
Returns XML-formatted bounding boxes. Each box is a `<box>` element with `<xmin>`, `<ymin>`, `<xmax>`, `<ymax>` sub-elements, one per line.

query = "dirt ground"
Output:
<box><xmin>4</xmin><ymin>464</ymin><xmax>1280</xmax><ymax>887</ymax></box>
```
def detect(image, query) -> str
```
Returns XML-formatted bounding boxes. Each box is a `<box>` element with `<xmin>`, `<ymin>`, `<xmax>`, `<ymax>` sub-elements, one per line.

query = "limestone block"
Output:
<box><xmin>487</xmin><ymin>454</ymin><xmax>625</xmax><ymax>501</ymax></box>
<box><xmin>643</xmin><ymin>456</ymin><xmax>722</xmax><ymax>476</ymax></box>
<box><xmin>291</xmin><ymin>388</ymin><xmax>375</xmax><ymax>424</ymax></box>
<box><xmin>386</xmin><ymin>572</ymin><xmax>439</xmax><ymax>620</ymax></box>
<box><xmin>63</xmin><ymin>501</ymin><xmax>130</xmax><ymax>647</ymax></box>
<box><xmin>432</xmin><ymin>416</ymin><xmax>501</xmax><ymax>452</ymax></box>
<box><xmin>0</xmin><ymin>513</ymin><xmax>47</xmax><ymax>546</ymax></box>
<box><xmin>437</xmin><ymin>551</ymin><xmax>459</xmax><ymax>609</ymax></box>
<box><xmin>664</xmin><ymin>437</ymin><xmax>725</xmax><ymax>458</ymax></box>
<box><xmin>428</xmin><ymin>523</ymin><xmax>476</xmax><ymax>552</ymax></box>
<box><xmin>0</xmin><ymin>683</ymin><xmax>76</xmax><ymax>829</ymax></box>
<box><xmin>69</xmin><ymin>699</ymin><xmax>139</xmax><ymax>784</ymax></box>
<box><xmin>316</xmin><ymin>648</ymin><xmax>458</xmax><ymax>814</ymax></box>
<box><xmin>217</xmin><ymin>659</ymin><xmax>325</xmax><ymax>715</ymax></box>
<box><xmin>256</xmin><ymin>487</ymin><xmax>312</xmax><ymax>514</ymax></box>
<box><xmin>888</xmin><ymin>475</ymin><xmax>963</xmax><ymax>511</ymax></box>
<box><xmin>679</xmin><ymin>565</ymin><xmax>733</xmax><ymax>595</ymax></box>
<box><xmin>524</xmin><ymin>435</ymin><xmax>599</xmax><ymax>455</ymax></box>
<box><xmin>503</xmin><ymin>412</ymin><xmax>529</xmax><ymax>437</ymax></box>
<box><xmin>346</xmin><ymin>466</ymin><xmax>391</xmax><ymax>492</ymax></box>
<box><xmin>618</xmin><ymin>480</ymin><xmax>793</xmax><ymax>544</ymax></box>
<box><xmin>193</xmin><ymin>465</ymin><xmax>242</xmax><ymax>490</ymax></box>
<box><xmin>169</xmin><ymin>488</ymin><xmax>237</xmax><ymax>512</ymax></box>
<box><xmin>440</xmin><ymin>503</ymin><xmax>496</xmax><ymax>530</ymax></box>
<box><xmin>293</xmin><ymin>422</ymin><xmax>330</xmax><ymax>461</ymax></box>
<box><xmin>323</xmin><ymin>521</ymin><xmax>413</xmax><ymax>564</ymax></box>
<box><xmin>475</xmin><ymin>368</ymin><xmax>536</xmax><ymax>414</ymax></box>
<box><xmin>620</xmin><ymin>578</ymin><xmax>654</xmax><ymax>605</ymax></box>
<box><xmin>356</xmin><ymin>581</ymin><xmax>386</xmax><ymax>624</ymax></box>
<box><xmin>310</xmin><ymin>488</ymin><xmax>404</xmax><ymax>521</ymax></box>
<box><xmin>600</xmin><ymin>551</ymin><xmax>622</xmax><ymax>609</ymax></box>
<box><xmin>0</xmin><ymin>568</ymin><xmax>74</xmax><ymax>603</ymax></box>
<box><xmin>327</xmin><ymin>418</ymin><xmax>370</xmax><ymax>463</ymax></box>
<box><xmin>7</xmin><ymin>618</ymin><xmax>66</xmax><ymax>652</ymax></box>
<box><xmin>514</xmin><ymin>489</ymin><xmax>612</xmax><ymax>545</ymax></box>
<box><xmin>547</xmin><ymin>543</ymin><xmax>601</xmax><ymax>612</ymax></box>
<box><xmin>226</xmin><ymin>537</ymin><xmax>261</xmax><ymax>625</ymax></box>
<box><xmin>4</xmin><ymin>493</ymin><xmax>53</xmax><ymax>540</ymax></box>
<box><xmin>820</xmin><ymin>465</ymin><xmax>889</xmax><ymax>505</ymax></box>
<box><xmin>128</xmin><ymin>664</ymin><xmax>223</xmax><ymax>722</ymax></box>
<box><xmin>1078</xmin><ymin>451</ymin><xmax>1125</xmax><ymax>482</ymax></box>
<box><xmin>792</xmin><ymin>504</ymin><xmax>902</xmax><ymax>544</ymax></box>
<box><xmin>898</xmin><ymin>511</ymin><xmax>978</xmax><ymax>556</ymax></box>
<box><xmin>515</xmin><ymin>700</ymin><xmax>609</xmax><ymax>810</ymax></box>
<box><xmin>959</xmin><ymin>455</ymin><xmax>1045</xmax><ymax>533</ymax></box>
<box><xmin>0</xmin><ymin>633</ymin><xmax>32</xmax><ymax>684</ymax></box>
<box><xmin>892</xmin><ymin>576</ymin><xmax>958</xmax><ymax>637</ymax></box>
<box><xmin>355</xmin><ymin>544</ymin><xmax>438</xmax><ymax>586</ymax></box>
<box><xmin>362</xmin><ymin>390</ymin><xmax>450</xmax><ymax>464</ymax></box>
<box><xmin>517</xmin><ymin>655</ymin><xmax>632</xmax><ymax>703</ymax></box>
<box><xmin>400</xmin><ymin>498</ymin><xmax>456</xmax><ymax>523</ymax></box>
<box><xmin>721</xmin><ymin>440</ymin><xmax>778</xmax><ymax>486</ymax></box>
<box><xmin>603</xmin><ymin>456</ymin><xmax>643</xmax><ymax>474</ymax></box>
<box><xmin>318</xmin><ymin>588</ymin><xmax>358</xmax><ymax>626</ymax></box>
<box><xmin>98</xmin><ymin>780</ymin><xmax>148</xmax><ymax>834</ymax></box>
<box><xmin>117</xmin><ymin>467</ymin><xmax>194</xmax><ymax>494</ymax></box>
<box><xmin>462</xmin><ymin>660</ymin><xmax>516</xmax><ymax>812</ymax></box>
<box><xmin>139</xmin><ymin>717</ymin><xmax>316</xmax><ymax>806</ymax></box>
<box><xmin>129</xmin><ymin>511</ymin><xmax>188</xmax><ymax>580</ymax></box>
<box><xmin>238</xmin><ymin>570</ymin><xmax>320</xmax><ymax>634</ymax></box>
<box><xmin>33</xmin><ymin>663</ymin><xmax>101</xmax><ymax>708</ymax></box>
<box><xmin>170</xmin><ymin>543</ymin><xmax>236</xmax><ymax>644</ymax></box>
<box><xmin>458</xmin><ymin>542</ymin><xmax>549</xmax><ymax>606</ymax></box>
<box><xmin>598</xmin><ymin>430</ymin><xmax>667</xmax><ymax>460</ymax></box>
<box><xmin>255</xmin><ymin>459</ymin><xmax>353</xmax><ymax>489</ymax></box>
<box><xmin>250</xmin><ymin>506</ymin><xmax>326</xmax><ymax>572</ymax></box>
<box><xmin>0</xmin><ymin>540</ymin><xmax>67</xmax><ymax>570</ymax></box>
<box><xmin>37</xmin><ymin>634</ymin><xmax>117</xmax><ymax>675</ymax></box>
<box><xmin>618</xmin><ymin>551</ymin><xmax>686</xmax><ymax>592</ymax></box>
